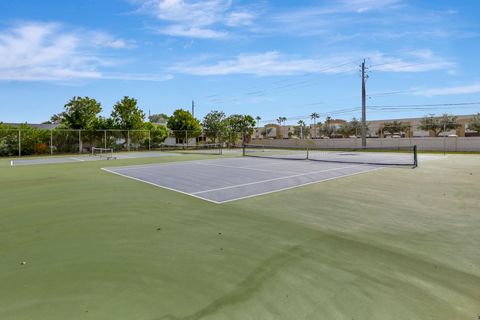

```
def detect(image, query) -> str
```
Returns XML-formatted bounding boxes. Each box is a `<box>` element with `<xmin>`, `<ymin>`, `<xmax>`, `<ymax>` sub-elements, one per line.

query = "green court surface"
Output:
<box><xmin>0</xmin><ymin>153</ymin><xmax>479</xmax><ymax>320</ymax></box>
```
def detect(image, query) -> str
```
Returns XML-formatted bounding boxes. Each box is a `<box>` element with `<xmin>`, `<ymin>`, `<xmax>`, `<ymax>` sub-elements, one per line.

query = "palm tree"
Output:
<box><xmin>281</xmin><ymin>117</ymin><xmax>287</xmax><ymax>138</ymax></box>
<box><xmin>298</xmin><ymin>120</ymin><xmax>305</xmax><ymax>139</ymax></box>
<box><xmin>310</xmin><ymin>113</ymin><xmax>319</xmax><ymax>138</ymax></box>
<box><xmin>276</xmin><ymin>117</ymin><xmax>282</xmax><ymax>139</ymax></box>
<box><xmin>255</xmin><ymin>116</ymin><xmax>261</xmax><ymax>138</ymax></box>
<box><xmin>277</xmin><ymin>117</ymin><xmax>288</xmax><ymax>138</ymax></box>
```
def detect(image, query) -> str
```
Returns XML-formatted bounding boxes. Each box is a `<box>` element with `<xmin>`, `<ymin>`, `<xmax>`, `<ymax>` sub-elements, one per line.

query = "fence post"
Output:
<box><xmin>104</xmin><ymin>130</ymin><xmax>107</xmax><ymax>149</ymax></box>
<box><xmin>50</xmin><ymin>130</ymin><xmax>53</xmax><ymax>155</ymax></box>
<box><xmin>127</xmin><ymin>130</ymin><xmax>130</xmax><ymax>151</ymax></box>
<box><xmin>79</xmin><ymin>130</ymin><xmax>82</xmax><ymax>154</ymax></box>
<box><xmin>18</xmin><ymin>130</ymin><xmax>21</xmax><ymax>157</ymax></box>
<box><xmin>185</xmin><ymin>130</ymin><xmax>188</xmax><ymax>147</ymax></box>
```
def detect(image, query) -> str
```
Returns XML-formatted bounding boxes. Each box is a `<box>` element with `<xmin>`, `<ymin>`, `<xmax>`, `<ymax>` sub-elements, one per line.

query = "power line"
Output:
<box><xmin>369</xmin><ymin>102</ymin><xmax>480</xmax><ymax>109</ymax></box>
<box><xmin>200</xmin><ymin>59</ymin><xmax>361</xmax><ymax>104</ymax></box>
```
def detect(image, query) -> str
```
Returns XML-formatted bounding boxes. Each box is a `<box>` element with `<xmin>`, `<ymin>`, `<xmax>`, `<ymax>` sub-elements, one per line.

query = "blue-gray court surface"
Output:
<box><xmin>101</xmin><ymin>157</ymin><xmax>413</xmax><ymax>204</ymax></box>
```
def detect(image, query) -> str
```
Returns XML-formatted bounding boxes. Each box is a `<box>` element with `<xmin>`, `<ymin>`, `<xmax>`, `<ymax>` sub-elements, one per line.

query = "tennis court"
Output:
<box><xmin>102</xmin><ymin>157</ymin><xmax>398</xmax><ymax>203</ymax></box>
<box><xmin>10</xmin><ymin>151</ymin><xmax>180</xmax><ymax>166</ymax></box>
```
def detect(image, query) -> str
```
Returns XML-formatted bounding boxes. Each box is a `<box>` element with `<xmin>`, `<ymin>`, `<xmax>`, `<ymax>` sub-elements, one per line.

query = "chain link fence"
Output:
<box><xmin>0</xmin><ymin>128</ymin><xmax>249</xmax><ymax>157</ymax></box>
<box><xmin>2</xmin><ymin>123</ymin><xmax>479</xmax><ymax>157</ymax></box>
<box><xmin>0</xmin><ymin>129</ymin><xmax>150</xmax><ymax>156</ymax></box>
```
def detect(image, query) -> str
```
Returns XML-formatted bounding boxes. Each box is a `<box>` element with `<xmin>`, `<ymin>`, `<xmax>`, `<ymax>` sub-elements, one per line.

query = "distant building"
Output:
<box><xmin>252</xmin><ymin>114</ymin><xmax>478</xmax><ymax>139</ymax></box>
<box><xmin>367</xmin><ymin>114</ymin><xmax>477</xmax><ymax>137</ymax></box>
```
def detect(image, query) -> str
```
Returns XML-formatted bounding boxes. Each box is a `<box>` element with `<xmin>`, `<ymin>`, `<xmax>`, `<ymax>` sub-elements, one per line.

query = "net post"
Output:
<box><xmin>413</xmin><ymin>145</ymin><xmax>418</xmax><ymax>168</ymax></box>
<box><xmin>127</xmin><ymin>130</ymin><xmax>131</xmax><ymax>152</ymax></box>
<box><xmin>306</xmin><ymin>148</ymin><xmax>309</xmax><ymax>160</ymax></box>
<box><xmin>242</xmin><ymin>144</ymin><xmax>246</xmax><ymax>156</ymax></box>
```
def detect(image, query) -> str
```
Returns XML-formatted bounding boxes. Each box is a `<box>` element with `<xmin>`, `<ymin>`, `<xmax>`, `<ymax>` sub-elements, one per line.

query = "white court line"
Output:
<box><xmin>101</xmin><ymin>163</ymin><xmax>387</xmax><ymax>204</ymax></box>
<box><xmin>218</xmin><ymin>166</ymin><xmax>387</xmax><ymax>204</ymax></box>
<box><xmin>240</xmin><ymin>161</ymin><xmax>299</xmax><ymax>168</ymax></box>
<box><xmin>70</xmin><ymin>157</ymin><xmax>86</xmax><ymax>162</ymax></box>
<box><xmin>191</xmin><ymin>164</ymin><xmax>365</xmax><ymax>195</ymax></box>
<box><xmin>100</xmin><ymin>167</ymin><xmax>221</xmax><ymax>204</ymax></box>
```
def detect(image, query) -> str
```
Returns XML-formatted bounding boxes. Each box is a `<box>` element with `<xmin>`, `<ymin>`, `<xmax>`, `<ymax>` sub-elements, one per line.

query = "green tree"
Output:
<box><xmin>224</xmin><ymin>114</ymin><xmax>256</xmax><ymax>146</ymax></box>
<box><xmin>111</xmin><ymin>96</ymin><xmax>146</xmax><ymax>130</ymax></box>
<box><xmin>149</xmin><ymin>113</ymin><xmax>169</xmax><ymax>124</ymax></box>
<box><xmin>202</xmin><ymin>110</ymin><xmax>227</xmax><ymax>143</ymax></box>
<box><xmin>110</xmin><ymin>96</ymin><xmax>147</xmax><ymax>149</ymax></box>
<box><xmin>295</xmin><ymin>120</ymin><xmax>310</xmax><ymax>139</ymax></box>
<box><xmin>0</xmin><ymin>123</ymin><xmax>19</xmax><ymax>156</ymax></box>
<box><xmin>339</xmin><ymin>118</ymin><xmax>365</xmax><ymax>138</ymax></box>
<box><xmin>167</xmin><ymin>109</ymin><xmax>202</xmax><ymax>142</ymax></box>
<box><xmin>143</xmin><ymin>122</ymin><xmax>168</xmax><ymax>147</ymax></box>
<box><xmin>48</xmin><ymin>113</ymin><xmax>63</xmax><ymax>125</ymax></box>
<box><xmin>58</xmin><ymin>96</ymin><xmax>102</xmax><ymax>129</ymax></box>
<box><xmin>0</xmin><ymin>124</ymin><xmax>50</xmax><ymax>156</ymax></box>
<box><xmin>419</xmin><ymin>114</ymin><xmax>461</xmax><ymax>137</ymax></box>
<box><xmin>382</xmin><ymin>121</ymin><xmax>409</xmax><ymax>137</ymax></box>
<box><xmin>468</xmin><ymin>113</ymin><xmax>480</xmax><ymax>133</ymax></box>
<box><xmin>92</xmin><ymin>117</ymin><xmax>115</xmax><ymax>130</ymax></box>
<box><xmin>338</xmin><ymin>122</ymin><xmax>355</xmax><ymax>137</ymax></box>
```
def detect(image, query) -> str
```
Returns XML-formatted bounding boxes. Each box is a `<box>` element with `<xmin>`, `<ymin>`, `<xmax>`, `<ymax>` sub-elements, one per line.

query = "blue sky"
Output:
<box><xmin>1</xmin><ymin>0</ymin><xmax>479</xmax><ymax>124</ymax></box>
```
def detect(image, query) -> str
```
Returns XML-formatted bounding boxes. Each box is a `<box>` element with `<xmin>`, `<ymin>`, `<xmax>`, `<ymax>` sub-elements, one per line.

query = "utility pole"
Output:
<box><xmin>191</xmin><ymin>100</ymin><xmax>195</xmax><ymax>117</ymax></box>
<box><xmin>361</xmin><ymin>59</ymin><xmax>367</xmax><ymax>147</ymax></box>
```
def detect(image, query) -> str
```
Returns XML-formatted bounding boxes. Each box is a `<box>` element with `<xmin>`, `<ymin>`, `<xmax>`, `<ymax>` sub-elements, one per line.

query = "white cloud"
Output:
<box><xmin>172</xmin><ymin>50</ymin><xmax>452</xmax><ymax>76</ymax></box>
<box><xmin>340</xmin><ymin>0</ymin><xmax>403</xmax><ymax>13</ymax></box>
<box><xmin>0</xmin><ymin>22</ymin><xmax>167</xmax><ymax>82</ymax></box>
<box><xmin>415</xmin><ymin>84</ymin><xmax>480</xmax><ymax>97</ymax></box>
<box><xmin>273</xmin><ymin>0</ymin><xmax>402</xmax><ymax>23</ymax></box>
<box><xmin>133</xmin><ymin>0</ymin><xmax>257</xmax><ymax>38</ymax></box>
<box><xmin>89</xmin><ymin>32</ymin><xmax>136</xmax><ymax>49</ymax></box>
<box><xmin>102</xmin><ymin>72</ymin><xmax>174</xmax><ymax>81</ymax></box>
<box><xmin>172</xmin><ymin>51</ymin><xmax>359</xmax><ymax>76</ymax></box>
<box><xmin>157</xmin><ymin>25</ymin><xmax>227</xmax><ymax>39</ymax></box>
<box><xmin>225</xmin><ymin>11</ymin><xmax>255</xmax><ymax>27</ymax></box>
<box><xmin>368</xmin><ymin>50</ymin><xmax>454</xmax><ymax>72</ymax></box>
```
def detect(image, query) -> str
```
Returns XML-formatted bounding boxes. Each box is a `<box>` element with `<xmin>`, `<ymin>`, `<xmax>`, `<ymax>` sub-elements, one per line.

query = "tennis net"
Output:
<box><xmin>159</xmin><ymin>143</ymin><xmax>223</xmax><ymax>155</ymax></box>
<box><xmin>243</xmin><ymin>144</ymin><xmax>417</xmax><ymax>167</ymax></box>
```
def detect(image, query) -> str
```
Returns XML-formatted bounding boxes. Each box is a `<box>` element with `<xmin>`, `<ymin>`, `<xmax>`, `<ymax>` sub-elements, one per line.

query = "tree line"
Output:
<box><xmin>0</xmin><ymin>96</ymin><xmax>258</xmax><ymax>155</ymax></box>
<box><xmin>48</xmin><ymin>97</ymin><xmax>257</xmax><ymax>146</ymax></box>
